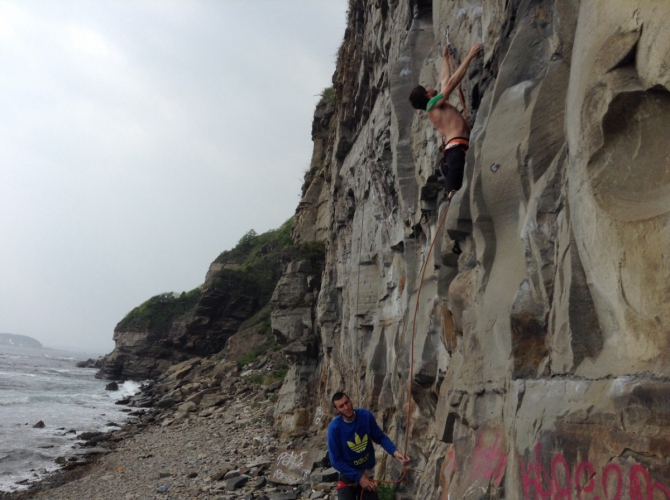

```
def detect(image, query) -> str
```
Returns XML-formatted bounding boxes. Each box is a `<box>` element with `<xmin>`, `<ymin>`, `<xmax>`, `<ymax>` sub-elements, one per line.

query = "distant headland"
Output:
<box><xmin>0</xmin><ymin>333</ymin><xmax>43</xmax><ymax>348</ymax></box>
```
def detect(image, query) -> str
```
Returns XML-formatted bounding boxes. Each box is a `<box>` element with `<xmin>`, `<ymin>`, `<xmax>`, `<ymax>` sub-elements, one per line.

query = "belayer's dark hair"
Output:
<box><xmin>331</xmin><ymin>391</ymin><xmax>349</xmax><ymax>407</ymax></box>
<box><xmin>409</xmin><ymin>85</ymin><xmax>430</xmax><ymax>110</ymax></box>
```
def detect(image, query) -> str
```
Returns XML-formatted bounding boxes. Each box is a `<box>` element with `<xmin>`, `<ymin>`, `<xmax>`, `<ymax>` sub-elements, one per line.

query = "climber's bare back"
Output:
<box><xmin>427</xmin><ymin>100</ymin><xmax>470</xmax><ymax>141</ymax></box>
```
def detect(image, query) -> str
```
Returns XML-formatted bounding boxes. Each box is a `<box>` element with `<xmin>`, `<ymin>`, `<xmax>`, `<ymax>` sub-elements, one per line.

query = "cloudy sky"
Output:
<box><xmin>0</xmin><ymin>0</ymin><xmax>347</xmax><ymax>353</ymax></box>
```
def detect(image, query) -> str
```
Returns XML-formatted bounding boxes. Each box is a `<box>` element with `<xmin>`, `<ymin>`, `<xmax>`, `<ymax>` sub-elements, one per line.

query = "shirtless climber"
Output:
<box><xmin>408</xmin><ymin>42</ymin><xmax>483</xmax><ymax>200</ymax></box>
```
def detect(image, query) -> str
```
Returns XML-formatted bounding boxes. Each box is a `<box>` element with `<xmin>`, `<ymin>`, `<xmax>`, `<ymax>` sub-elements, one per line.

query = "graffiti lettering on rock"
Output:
<box><xmin>277</xmin><ymin>450</ymin><xmax>306</xmax><ymax>469</ymax></box>
<box><xmin>269</xmin><ymin>448</ymin><xmax>318</xmax><ymax>486</ymax></box>
<box><xmin>521</xmin><ymin>443</ymin><xmax>670</xmax><ymax>500</ymax></box>
<box><xmin>314</xmin><ymin>406</ymin><xmax>324</xmax><ymax>426</ymax></box>
<box><xmin>467</xmin><ymin>433</ymin><xmax>508</xmax><ymax>487</ymax></box>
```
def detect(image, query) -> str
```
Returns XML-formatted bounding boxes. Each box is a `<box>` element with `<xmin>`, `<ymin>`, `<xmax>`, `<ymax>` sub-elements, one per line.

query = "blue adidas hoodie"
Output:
<box><xmin>327</xmin><ymin>408</ymin><xmax>397</xmax><ymax>483</ymax></box>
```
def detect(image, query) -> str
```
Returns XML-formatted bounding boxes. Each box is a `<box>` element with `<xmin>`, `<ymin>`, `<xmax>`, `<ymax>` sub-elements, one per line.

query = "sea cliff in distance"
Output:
<box><xmin>0</xmin><ymin>333</ymin><xmax>42</xmax><ymax>348</ymax></box>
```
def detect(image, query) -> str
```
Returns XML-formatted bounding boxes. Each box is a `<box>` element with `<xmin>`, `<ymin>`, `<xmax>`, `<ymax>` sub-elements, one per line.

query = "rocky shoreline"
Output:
<box><xmin>1</xmin><ymin>353</ymin><xmax>339</xmax><ymax>500</ymax></box>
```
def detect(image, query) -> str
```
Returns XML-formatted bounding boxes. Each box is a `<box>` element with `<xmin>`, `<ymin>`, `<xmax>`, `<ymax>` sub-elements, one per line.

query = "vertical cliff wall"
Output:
<box><xmin>274</xmin><ymin>1</ymin><xmax>670</xmax><ymax>498</ymax></box>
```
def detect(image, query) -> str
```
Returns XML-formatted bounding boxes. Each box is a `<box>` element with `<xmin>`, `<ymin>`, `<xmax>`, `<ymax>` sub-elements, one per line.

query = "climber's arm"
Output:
<box><xmin>439</xmin><ymin>43</ymin><xmax>483</xmax><ymax>105</ymax></box>
<box><xmin>439</xmin><ymin>45</ymin><xmax>452</xmax><ymax>93</ymax></box>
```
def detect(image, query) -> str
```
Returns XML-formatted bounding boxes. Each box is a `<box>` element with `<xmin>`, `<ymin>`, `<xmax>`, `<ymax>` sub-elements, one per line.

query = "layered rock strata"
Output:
<box><xmin>275</xmin><ymin>1</ymin><xmax>670</xmax><ymax>499</ymax></box>
<box><xmin>97</xmin><ymin>224</ymin><xmax>296</xmax><ymax>381</ymax></box>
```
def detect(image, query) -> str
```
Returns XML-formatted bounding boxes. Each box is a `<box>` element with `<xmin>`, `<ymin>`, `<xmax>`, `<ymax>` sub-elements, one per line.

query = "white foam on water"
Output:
<box><xmin>0</xmin><ymin>395</ymin><xmax>31</xmax><ymax>406</ymax></box>
<box><xmin>116</xmin><ymin>380</ymin><xmax>143</xmax><ymax>400</ymax></box>
<box><xmin>0</xmin><ymin>344</ymin><xmax>136</xmax><ymax>492</ymax></box>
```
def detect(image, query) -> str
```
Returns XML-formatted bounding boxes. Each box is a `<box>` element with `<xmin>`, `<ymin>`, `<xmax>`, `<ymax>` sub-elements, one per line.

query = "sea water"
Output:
<box><xmin>0</xmin><ymin>344</ymin><xmax>140</xmax><ymax>492</ymax></box>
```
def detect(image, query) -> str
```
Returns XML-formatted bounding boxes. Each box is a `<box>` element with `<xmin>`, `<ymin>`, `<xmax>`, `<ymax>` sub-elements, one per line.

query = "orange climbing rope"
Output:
<box><xmin>352</xmin><ymin>202</ymin><xmax>452</xmax><ymax>500</ymax></box>
<box><xmin>405</xmin><ymin>201</ymin><xmax>452</xmax><ymax>454</ymax></box>
<box><xmin>354</xmin><ymin>38</ymin><xmax>470</xmax><ymax>500</ymax></box>
<box><xmin>402</xmin><ymin>40</ymin><xmax>470</xmax><ymax>458</ymax></box>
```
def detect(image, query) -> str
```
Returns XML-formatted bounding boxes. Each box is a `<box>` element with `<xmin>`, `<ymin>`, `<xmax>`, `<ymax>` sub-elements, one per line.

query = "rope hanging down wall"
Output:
<box><xmin>350</xmin><ymin>33</ymin><xmax>471</xmax><ymax>499</ymax></box>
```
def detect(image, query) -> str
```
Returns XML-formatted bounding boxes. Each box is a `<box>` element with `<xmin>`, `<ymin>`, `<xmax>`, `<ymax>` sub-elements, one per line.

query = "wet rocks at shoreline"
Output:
<box><xmin>3</xmin><ymin>353</ymin><xmax>338</xmax><ymax>500</ymax></box>
<box><xmin>75</xmin><ymin>357</ymin><xmax>103</xmax><ymax>369</ymax></box>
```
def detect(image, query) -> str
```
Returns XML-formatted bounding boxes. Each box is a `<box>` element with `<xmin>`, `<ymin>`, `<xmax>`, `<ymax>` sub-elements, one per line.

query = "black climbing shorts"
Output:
<box><xmin>337</xmin><ymin>474</ymin><xmax>378</xmax><ymax>500</ymax></box>
<box><xmin>439</xmin><ymin>140</ymin><xmax>469</xmax><ymax>194</ymax></box>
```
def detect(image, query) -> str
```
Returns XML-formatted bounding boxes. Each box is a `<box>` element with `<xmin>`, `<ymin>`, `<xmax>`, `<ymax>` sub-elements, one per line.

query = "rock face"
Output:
<box><xmin>274</xmin><ymin>1</ymin><xmax>670</xmax><ymax>499</ymax></box>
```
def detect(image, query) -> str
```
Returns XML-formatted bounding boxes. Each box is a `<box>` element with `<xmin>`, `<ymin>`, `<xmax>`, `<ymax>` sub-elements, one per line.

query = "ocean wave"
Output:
<box><xmin>0</xmin><ymin>448</ymin><xmax>40</xmax><ymax>463</ymax></box>
<box><xmin>28</xmin><ymin>393</ymin><xmax>95</xmax><ymax>405</ymax></box>
<box><xmin>115</xmin><ymin>380</ymin><xmax>144</xmax><ymax>399</ymax></box>
<box><xmin>0</xmin><ymin>371</ymin><xmax>36</xmax><ymax>378</ymax></box>
<box><xmin>0</xmin><ymin>396</ymin><xmax>30</xmax><ymax>406</ymax></box>
<box><xmin>37</xmin><ymin>369</ymin><xmax>74</xmax><ymax>377</ymax></box>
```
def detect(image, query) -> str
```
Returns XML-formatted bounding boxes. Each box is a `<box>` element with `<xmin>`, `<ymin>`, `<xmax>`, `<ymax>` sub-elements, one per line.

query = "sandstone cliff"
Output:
<box><xmin>97</xmin><ymin>221</ymin><xmax>303</xmax><ymax>380</ymax></box>
<box><xmin>274</xmin><ymin>1</ymin><xmax>670</xmax><ymax>499</ymax></box>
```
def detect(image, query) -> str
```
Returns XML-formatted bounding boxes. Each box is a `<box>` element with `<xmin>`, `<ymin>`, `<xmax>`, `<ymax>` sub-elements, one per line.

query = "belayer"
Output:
<box><xmin>409</xmin><ymin>42</ymin><xmax>483</xmax><ymax>201</ymax></box>
<box><xmin>327</xmin><ymin>392</ymin><xmax>410</xmax><ymax>500</ymax></box>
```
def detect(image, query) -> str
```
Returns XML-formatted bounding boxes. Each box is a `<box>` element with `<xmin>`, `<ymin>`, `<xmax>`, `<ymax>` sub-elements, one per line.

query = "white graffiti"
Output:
<box><xmin>276</xmin><ymin>450</ymin><xmax>307</xmax><ymax>470</ymax></box>
<box><xmin>314</xmin><ymin>406</ymin><xmax>324</xmax><ymax>425</ymax></box>
<box><xmin>272</xmin><ymin>469</ymin><xmax>287</xmax><ymax>480</ymax></box>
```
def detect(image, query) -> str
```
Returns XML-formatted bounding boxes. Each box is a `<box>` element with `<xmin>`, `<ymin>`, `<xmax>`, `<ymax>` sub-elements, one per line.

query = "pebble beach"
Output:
<box><xmin>1</xmin><ymin>357</ymin><xmax>339</xmax><ymax>500</ymax></box>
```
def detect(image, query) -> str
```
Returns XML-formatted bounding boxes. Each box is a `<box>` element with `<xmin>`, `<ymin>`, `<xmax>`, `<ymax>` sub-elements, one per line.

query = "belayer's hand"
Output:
<box><xmin>393</xmin><ymin>450</ymin><xmax>411</xmax><ymax>466</ymax></box>
<box><xmin>359</xmin><ymin>475</ymin><xmax>377</xmax><ymax>491</ymax></box>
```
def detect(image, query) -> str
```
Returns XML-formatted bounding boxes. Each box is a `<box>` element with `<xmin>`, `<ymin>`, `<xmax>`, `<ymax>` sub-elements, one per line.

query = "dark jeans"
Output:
<box><xmin>337</xmin><ymin>484</ymin><xmax>379</xmax><ymax>500</ymax></box>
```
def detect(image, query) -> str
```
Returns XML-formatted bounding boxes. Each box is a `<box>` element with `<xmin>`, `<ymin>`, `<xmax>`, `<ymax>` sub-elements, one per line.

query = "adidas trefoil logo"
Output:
<box><xmin>347</xmin><ymin>433</ymin><xmax>369</xmax><ymax>453</ymax></box>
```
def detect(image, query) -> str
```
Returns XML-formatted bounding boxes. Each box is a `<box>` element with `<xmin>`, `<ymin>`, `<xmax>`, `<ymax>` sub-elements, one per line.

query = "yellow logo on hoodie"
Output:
<box><xmin>347</xmin><ymin>433</ymin><xmax>369</xmax><ymax>453</ymax></box>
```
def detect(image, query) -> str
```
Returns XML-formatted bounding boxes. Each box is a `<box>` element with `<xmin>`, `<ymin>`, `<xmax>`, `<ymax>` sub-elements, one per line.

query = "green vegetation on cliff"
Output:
<box><xmin>106</xmin><ymin>216</ymin><xmax>327</xmax><ymax>378</ymax></box>
<box><xmin>238</xmin><ymin>306</ymin><xmax>272</xmax><ymax>335</ymax></box>
<box><xmin>215</xmin><ymin>218</ymin><xmax>293</xmax><ymax>266</ymax></box>
<box><xmin>116</xmin><ymin>288</ymin><xmax>201</xmax><ymax>335</ymax></box>
<box><xmin>212</xmin><ymin>218</ymin><xmax>295</xmax><ymax>304</ymax></box>
<box><xmin>115</xmin><ymin>219</ymin><xmax>296</xmax><ymax>339</ymax></box>
<box><xmin>318</xmin><ymin>86</ymin><xmax>336</xmax><ymax>107</ymax></box>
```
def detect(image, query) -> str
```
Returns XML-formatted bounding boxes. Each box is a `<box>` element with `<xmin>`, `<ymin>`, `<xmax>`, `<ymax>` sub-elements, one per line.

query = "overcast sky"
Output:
<box><xmin>0</xmin><ymin>0</ymin><xmax>347</xmax><ymax>353</ymax></box>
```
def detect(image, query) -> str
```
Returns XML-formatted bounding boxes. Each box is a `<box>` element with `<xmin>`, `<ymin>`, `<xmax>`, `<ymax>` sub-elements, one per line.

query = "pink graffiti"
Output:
<box><xmin>467</xmin><ymin>433</ymin><xmax>508</xmax><ymax>487</ymax></box>
<box><xmin>521</xmin><ymin>443</ymin><xmax>670</xmax><ymax>500</ymax></box>
<box><xmin>522</xmin><ymin>443</ymin><xmax>553</xmax><ymax>500</ymax></box>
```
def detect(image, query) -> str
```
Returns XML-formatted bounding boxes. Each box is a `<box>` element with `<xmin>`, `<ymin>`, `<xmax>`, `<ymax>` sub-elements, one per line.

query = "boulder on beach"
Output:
<box><xmin>76</xmin><ymin>357</ymin><xmax>104</xmax><ymax>368</ymax></box>
<box><xmin>77</xmin><ymin>431</ymin><xmax>103</xmax><ymax>441</ymax></box>
<box><xmin>105</xmin><ymin>381</ymin><xmax>119</xmax><ymax>391</ymax></box>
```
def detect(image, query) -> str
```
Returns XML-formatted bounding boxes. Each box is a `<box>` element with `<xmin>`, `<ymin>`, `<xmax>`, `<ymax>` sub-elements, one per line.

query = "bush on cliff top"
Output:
<box><xmin>116</xmin><ymin>288</ymin><xmax>201</xmax><ymax>335</ymax></box>
<box><xmin>215</xmin><ymin>218</ymin><xmax>293</xmax><ymax>267</ymax></box>
<box><xmin>211</xmin><ymin>218</ymin><xmax>295</xmax><ymax>306</ymax></box>
<box><xmin>318</xmin><ymin>87</ymin><xmax>336</xmax><ymax>108</ymax></box>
